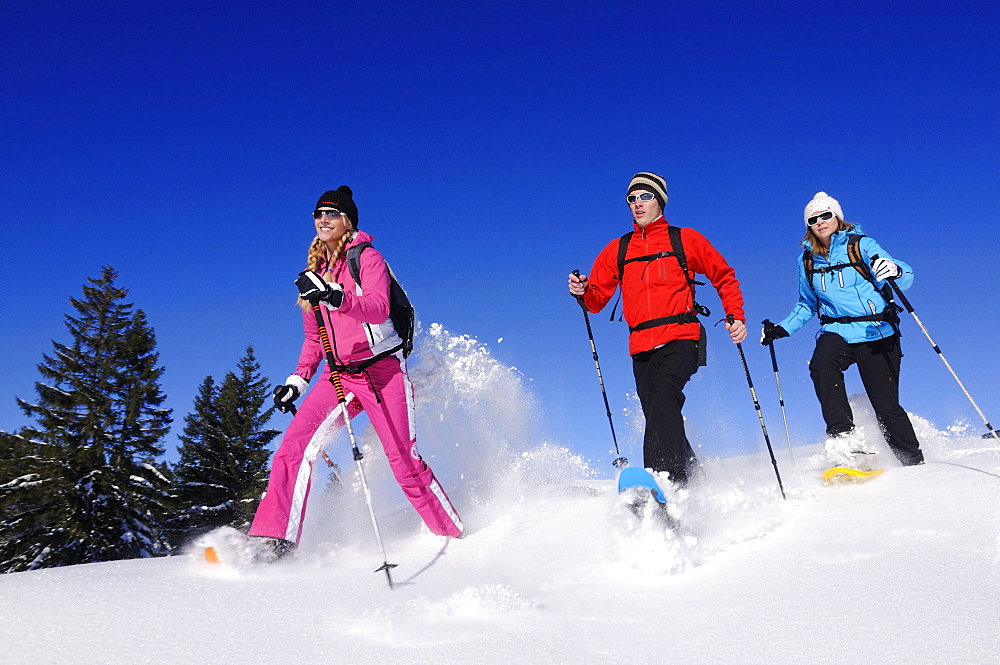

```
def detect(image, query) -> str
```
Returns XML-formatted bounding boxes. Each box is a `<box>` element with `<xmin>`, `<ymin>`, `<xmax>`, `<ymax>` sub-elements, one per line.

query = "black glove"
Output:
<box><xmin>295</xmin><ymin>270</ymin><xmax>344</xmax><ymax>308</ymax></box>
<box><xmin>273</xmin><ymin>375</ymin><xmax>308</xmax><ymax>413</ymax></box>
<box><xmin>760</xmin><ymin>319</ymin><xmax>789</xmax><ymax>346</ymax></box>
<box><xmin>272</xmin><ymin>385</ymin><xmax>298</xmax><ymax>413</ymax></box>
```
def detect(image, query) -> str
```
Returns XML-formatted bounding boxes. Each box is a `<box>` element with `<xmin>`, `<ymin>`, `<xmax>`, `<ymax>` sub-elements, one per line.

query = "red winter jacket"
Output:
<box><xmin>582</xmin><ymin>216</ymin><xmax>745</xmax><ymax>356</ymax></box>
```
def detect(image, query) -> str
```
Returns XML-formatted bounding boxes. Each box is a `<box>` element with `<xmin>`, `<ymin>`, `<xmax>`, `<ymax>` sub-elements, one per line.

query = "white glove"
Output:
<box><xmin>871</xmin><ymin>257</ymin><xmax>901</xmax><ymax>281</ymax></box>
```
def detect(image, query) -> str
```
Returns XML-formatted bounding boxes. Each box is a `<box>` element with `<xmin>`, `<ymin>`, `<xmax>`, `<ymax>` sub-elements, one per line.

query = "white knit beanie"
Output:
<box><xmin>803</xmin><ymin>191</ymin><xmax>844</xmax><ymax>225</ymax></box>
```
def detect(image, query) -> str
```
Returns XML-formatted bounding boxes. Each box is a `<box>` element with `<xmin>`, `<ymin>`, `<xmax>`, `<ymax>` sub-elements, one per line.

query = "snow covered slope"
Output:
<box><xmin>2</xmin><ymin>438</ymin><xmax>997</xmax><ymax>664</ymax></box>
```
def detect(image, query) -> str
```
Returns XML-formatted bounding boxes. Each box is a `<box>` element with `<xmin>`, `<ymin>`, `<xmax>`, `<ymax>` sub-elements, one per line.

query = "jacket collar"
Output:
<box><xmin>345</xmin><ymin>229</ymin><xmax>374</xmax><ymax>248</ymax></box>
<box><xmin>633</xmin><ymin>215</ymin><xmax>667</xmax><ymax>234</ymax></box>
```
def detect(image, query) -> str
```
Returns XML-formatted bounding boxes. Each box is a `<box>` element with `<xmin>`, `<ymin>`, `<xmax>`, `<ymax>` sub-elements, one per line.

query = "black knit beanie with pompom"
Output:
<box><xmin>315</xmin><ymin>186</ymin><xmax>359</xmax><ymax>228</ymax></box>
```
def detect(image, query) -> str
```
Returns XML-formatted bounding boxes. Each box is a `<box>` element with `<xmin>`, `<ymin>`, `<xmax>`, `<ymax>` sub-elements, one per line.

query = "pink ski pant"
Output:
<box><xmin>249</xmin><ymin>355</ymin><xmax>463</xmax><ymax>543</ymax></box>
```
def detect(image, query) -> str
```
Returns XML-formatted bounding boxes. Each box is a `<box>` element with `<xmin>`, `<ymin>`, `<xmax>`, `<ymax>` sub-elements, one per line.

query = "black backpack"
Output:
<box><xmin>345</xmin><ymin>242</ymin><xmax>415</xmax><ymax>362</ymax></box>
<box><xmin>612</xmin><ymin>226</ymin><xmax>710</xmax><ymax>365</ymax></box>
<box><xmin>612</xmin><ymin>226</ymin><xmax>710</xmax><ymax>328</ymax></box>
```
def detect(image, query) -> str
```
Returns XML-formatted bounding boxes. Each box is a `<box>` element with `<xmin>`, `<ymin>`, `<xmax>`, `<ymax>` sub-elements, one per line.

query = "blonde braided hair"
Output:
<box><xmin>297</xmin><ymin>226</ymin><xmax>355</xmax><ymax>310</ymax></box>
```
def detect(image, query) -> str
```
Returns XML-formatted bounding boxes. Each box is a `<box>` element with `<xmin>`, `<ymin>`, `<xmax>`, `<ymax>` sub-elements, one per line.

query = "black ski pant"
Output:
<box><xmin>632</xmin><ymin>339</ymin><xmax>700</xmax><ymax>484</ymax></box>
<box><xmin>809</xmin><ymin>332</ymin><xmax>924</xmax><ymax>466</ymax></box>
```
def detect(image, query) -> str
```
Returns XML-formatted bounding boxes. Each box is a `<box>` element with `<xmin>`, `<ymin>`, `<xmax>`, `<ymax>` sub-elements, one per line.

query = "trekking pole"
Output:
<box><xmin>310</xmin><ymin>302</ymin><xmax>398</xmax><ymax>588</ymax></box>
<box><xmin>728</xmin><ymin>316</ymin><xmax>786</xmax><ymax>499</ymax></box>
<box><xmin>571</xmin><ymin>270</ymin><xmax>627</xmax><ymax>469</ymax></box>
<box><xmin>886</xmin><ymin>279</ymin><xmax>1000</xmax><ymax>443</ymax></box>
<box><xmin>762</xmin><ymin>320</ymin><xmax>796</xmax><ymax>468</ymax></box>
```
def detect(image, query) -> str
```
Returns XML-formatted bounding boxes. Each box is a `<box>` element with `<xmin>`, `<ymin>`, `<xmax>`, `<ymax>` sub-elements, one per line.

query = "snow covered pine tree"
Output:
<box><xmin>0</xmin><ymin>267</ymin><xmax>172</xmax><ymax>571</ymax></box>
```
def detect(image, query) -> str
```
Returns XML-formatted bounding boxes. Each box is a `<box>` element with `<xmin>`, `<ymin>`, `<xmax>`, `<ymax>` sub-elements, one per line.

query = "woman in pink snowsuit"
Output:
<box><xmin>248</xmin><ymin>186</ymin><xmax>463</xmax><ymax>554</ymax></box>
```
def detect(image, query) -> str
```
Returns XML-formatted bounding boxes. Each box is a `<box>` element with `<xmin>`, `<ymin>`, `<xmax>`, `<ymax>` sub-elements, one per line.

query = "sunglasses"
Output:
<box><xmin>626</xmin><ymin>192</ymin><xmax>656</xmax><ymax>204</ymax></box>
<box><xmin>806</xmin><ymin>211</ymin><xmax>836</xmax><ymax>226</ymax></box>
<box><xmin>313</xmin><ymin>210</ymin><xmax>345</xmax><ymax>220</ymax></box>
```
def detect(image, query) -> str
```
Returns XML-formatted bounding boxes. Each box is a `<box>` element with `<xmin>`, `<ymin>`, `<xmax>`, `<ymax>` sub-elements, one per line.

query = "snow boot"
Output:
<box><xmin>251</xmin><ymin>537</ymin><xmax>297</xmax><ymax>564</ymax></box>
<box><xmin>824</xmin><ymin>428</ymin><xmax>878</xmax><ymax>470</ymax></box>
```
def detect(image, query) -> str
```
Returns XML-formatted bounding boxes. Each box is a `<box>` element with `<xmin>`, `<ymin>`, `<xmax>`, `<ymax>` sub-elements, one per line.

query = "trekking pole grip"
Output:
<box><xmin>762</xmin><ymin>320</ymin><xmax>780</xmax><ymax>373</ymax></box>
<box><xmin>571</xmin><ymin>270</ymin><xmax>588</xmax><ymax>310</ymax></box>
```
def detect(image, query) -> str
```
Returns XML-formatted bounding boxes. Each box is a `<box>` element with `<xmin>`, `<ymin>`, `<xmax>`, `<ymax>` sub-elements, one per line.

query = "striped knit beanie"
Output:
<box><xmin>803</xmin><ymin>191</ymin><xmax>843</xmax><ymax>226</ymax></box>
<box><xmin>627</xmin><ymin>172</ymin><xmax>668</xmax><ymax>209</ymax></box>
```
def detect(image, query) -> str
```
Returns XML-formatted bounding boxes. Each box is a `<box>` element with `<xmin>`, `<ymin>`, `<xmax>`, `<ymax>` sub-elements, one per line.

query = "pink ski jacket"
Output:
<box><xmin>293</xmin><ymin>230</ymin><xmax>403</xmax><ymax>380</ymax></box>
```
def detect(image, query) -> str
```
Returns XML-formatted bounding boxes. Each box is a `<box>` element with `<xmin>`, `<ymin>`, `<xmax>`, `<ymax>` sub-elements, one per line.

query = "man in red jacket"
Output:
<box><xmin>569</xmin><ymin>172</ymin><xmax>747</xmax><ymax>486</ymax></box>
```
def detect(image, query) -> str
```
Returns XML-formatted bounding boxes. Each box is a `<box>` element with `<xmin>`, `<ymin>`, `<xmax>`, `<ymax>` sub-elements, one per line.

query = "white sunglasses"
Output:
<box><xmin>626</xmin><ymin>192</ymin><xmax>656</xmax><ymax>204</ymax></box>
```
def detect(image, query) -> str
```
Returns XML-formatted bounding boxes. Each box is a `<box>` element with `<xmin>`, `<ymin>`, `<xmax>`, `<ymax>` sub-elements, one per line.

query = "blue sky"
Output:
<box><xmin>2</xmin><ymin>1</ymin><xmax>998</xmax><ymax>472</ymax></box>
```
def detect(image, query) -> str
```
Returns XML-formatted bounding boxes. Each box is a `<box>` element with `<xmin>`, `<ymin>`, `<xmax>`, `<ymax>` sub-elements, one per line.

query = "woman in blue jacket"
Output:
<box><xmin>761</xmin><ymin>192</ymin><xmax>924</xmax><ymax>468</ymax></box>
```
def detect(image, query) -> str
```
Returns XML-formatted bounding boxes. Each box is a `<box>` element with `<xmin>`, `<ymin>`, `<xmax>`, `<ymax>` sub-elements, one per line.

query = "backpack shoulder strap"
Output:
<box><xmin>846</xmin><ymin>235</ymin><xmax>886</xmax><ymax>295</ymax></box>
<box><xmin>615</xmin><ymin>231</ymin><xmax>633</xmax><ymax>281</ymax></box>
<box><xmin>846</xmin><ymin>234</ymin><xmax>875</xmax><ymax>284</ymax></box>
<box><xmin>802</xmin><ymin>247</ymin><xmax>822</xmax><ymax>316</ymax></box>
<box><xmin>667</xmin><ymin>225</ymin><xmax>688</xmax><ymax>278</ymax></box>
<box><xmin>668</xmin><ymin>226</ymin><xmax>708</xmax><ymax>315</ymax></box>
<box><xmin>346</xmin><ymin>242</ymin><xmax>373</xmax><ymax>286</ymax></box>
<box><xmin>609</xmin><ymin>232</ymin><xmax>633</xmax><ymax>321</ymax></box>
<box><xmin>802</xmin><ymin>248</ymin><xmax>816</xmax><ymax>292</ymax></box>
<box><xmin>848</xmin><ymin>234</ymin><xmax>901</xmax><ymax>315</ymax></box>
<box><xmin>665</xmin><ymin>225</ymin><xmax>705</xmax><ymax>287</ymax></box>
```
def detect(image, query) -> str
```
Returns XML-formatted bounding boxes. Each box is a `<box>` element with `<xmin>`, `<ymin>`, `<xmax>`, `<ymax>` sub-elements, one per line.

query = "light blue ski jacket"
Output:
<box><xmin>777</xmin><ymin>226</ymin><xmax>913</xmax><ymax>344</ymax></box>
